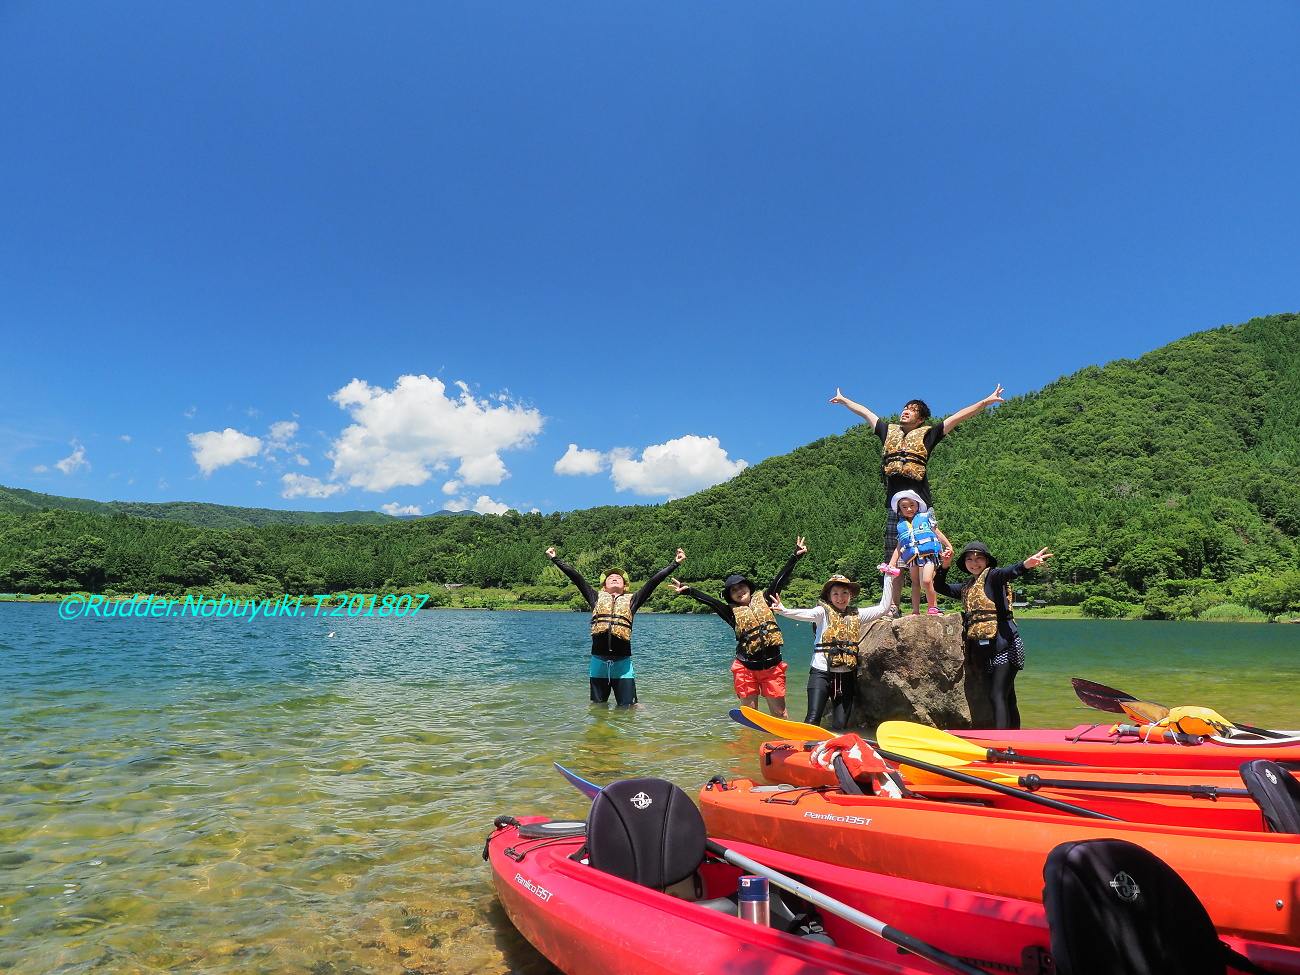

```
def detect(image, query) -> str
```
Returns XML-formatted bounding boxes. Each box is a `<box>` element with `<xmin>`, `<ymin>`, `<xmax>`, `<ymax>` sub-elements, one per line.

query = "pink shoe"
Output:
<box><xmin>926</xmin><ymin>607</ymin><xmax>942</xmax><ymax>617</ymax></box>
<box><xmin>877</xmin><ymin>563</ymin><xmax>901</xmax><ymax>577</ymax></box>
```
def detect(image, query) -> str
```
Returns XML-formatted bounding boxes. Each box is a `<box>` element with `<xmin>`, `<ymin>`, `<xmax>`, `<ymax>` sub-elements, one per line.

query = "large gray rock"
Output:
<box><xmin>850</xmin><ymin>614</ymin><xmax>994</xmax><ymax>729</ymax></box>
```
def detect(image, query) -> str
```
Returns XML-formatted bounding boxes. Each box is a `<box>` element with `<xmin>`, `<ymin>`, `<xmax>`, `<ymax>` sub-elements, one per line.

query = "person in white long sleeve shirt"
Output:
<box><xmin>769</xmin><ymin>573</ymin><xmax>899</xmax><ymax>730</ymax></box>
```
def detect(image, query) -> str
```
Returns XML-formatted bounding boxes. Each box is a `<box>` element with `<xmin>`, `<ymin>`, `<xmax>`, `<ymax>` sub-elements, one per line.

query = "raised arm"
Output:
<box><xmin>631</xmin><ymin>548</ymin><xmax>686</xmax><ymax>611</ymax></box>
<box><xmin>988</xmin><ymin>548</ymin><xmax>1052</xmax><ymax>587</ymax></box>
<box><xmin>768</xmin><ymin>592</ymin><xmax>822</xmax><ymax>623</ymax></box>
<box><xmin>858</xmin><ymin>574</ymin><xmax>900</xmax><ymax>622</ymax></box>
<box><xmin>547</xmin><ymin>548</ymin><xmax>597</xmax><ymax>607</ymax></box>
<box><xmin>942</xmin><ymin>384</ymin><xmax>1005</xmax><ymax>435</ymax></box>
<box><xmin>765</xmin><ymin>536</ymin><xmax>807</xmax><ymax>595</ymax></box>
<box><xmin>829</xmin><ymin>388</ymin><xmax>880</xmax><ymax>427</ymax></box>
<box><xmin>673</xmin><ymin>581</ymin><xmax>736</xmax><ymax>626</ymax></box>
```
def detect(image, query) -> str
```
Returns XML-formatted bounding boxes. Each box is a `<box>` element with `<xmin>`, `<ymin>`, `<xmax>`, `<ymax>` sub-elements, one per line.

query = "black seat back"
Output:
<box><xmin>1043</xmin><ymin>839</ymin><xmax>1224</xmax><ymax>975</ymax></box>
<box><xmin>586</xmin><ymin>777</ymin><xmax>706</xmax><ymax>889</ymax></box>
<box><xmin>1240</xmin><ymin>760</ymin><xmax>1300</xmax><ymax>834</ymax></box>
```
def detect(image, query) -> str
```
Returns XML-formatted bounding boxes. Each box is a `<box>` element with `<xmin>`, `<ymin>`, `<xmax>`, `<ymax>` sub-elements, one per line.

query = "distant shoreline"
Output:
<box><xmin>0</xmin><ymin>592</ymin><xmax>1288</xmax><ymax>623</ymax></box>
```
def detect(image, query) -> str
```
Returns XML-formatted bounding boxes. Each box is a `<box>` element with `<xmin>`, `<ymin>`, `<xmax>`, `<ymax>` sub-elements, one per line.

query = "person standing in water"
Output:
<box><xmin>669</xmin><ymin>536</ymin><xmax>808</xmax><ymax>718</ymax></box>
<box><xmin>546</xmin><ymin>546</ymin><xmax>685</xmax><ymax>707</ymax></box>
<box><xmin>829</xmin><ymin>384</ymin><xmax>1004</xmax><ymax>609</ymax></box>
<box><xmin>935</xmin><ymin>541</ymin><xmax>1052</xmax><ymax>730</ymax></box>
<box><xmin>768</xmin><ymin>573</ymin><xmax>899</xmax><ymax>731</ymax></box>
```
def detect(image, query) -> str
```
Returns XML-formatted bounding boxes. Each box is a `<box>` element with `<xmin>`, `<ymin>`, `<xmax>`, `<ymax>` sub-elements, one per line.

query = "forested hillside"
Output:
<box><xmin>2</xmin><ymin>313</ymin><xmax>1298</xmax><ymax>619</ymax></box>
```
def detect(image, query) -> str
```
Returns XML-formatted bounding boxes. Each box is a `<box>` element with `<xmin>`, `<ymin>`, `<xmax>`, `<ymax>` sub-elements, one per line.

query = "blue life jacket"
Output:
<box><xmin>898</xmin><ymin>512</ymin><xmax>941</xmax><ymax>564</ymax></box>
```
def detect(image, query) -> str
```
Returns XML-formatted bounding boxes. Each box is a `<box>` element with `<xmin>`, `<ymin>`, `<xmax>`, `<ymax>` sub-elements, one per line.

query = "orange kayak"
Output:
<box><xmin>757</xmin><ymin>741</ymin><xmax>1272</xmax><ymax>831</ymax></box>
<box><xmin>700</xmin><ymin>776</ymin><xmax>1300</xmax><ymax>946</ymax></box>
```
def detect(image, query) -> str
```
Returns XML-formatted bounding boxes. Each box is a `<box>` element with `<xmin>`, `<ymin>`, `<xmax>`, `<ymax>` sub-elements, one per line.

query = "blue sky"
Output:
<box><xmin>2</xmin><ymin>2</ymin><xmax>1297</xmax><ymax>516</ymax></box>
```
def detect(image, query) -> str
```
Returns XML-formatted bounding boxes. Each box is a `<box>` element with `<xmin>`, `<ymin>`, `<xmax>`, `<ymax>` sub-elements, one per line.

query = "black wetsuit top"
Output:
<box><xmin>934</xmin><ymin>561</ymin><xmax>1027</xmax><ymax>650</ymax></box>
<box><xmin>680</xmin><ymin>549</ymin><xmax>804</xmax><ymax>669</ymax></box>
<box><xmin>551</xmin><ymin>556</ymin><xmax>678</xmax><ymax>660</ymax></box>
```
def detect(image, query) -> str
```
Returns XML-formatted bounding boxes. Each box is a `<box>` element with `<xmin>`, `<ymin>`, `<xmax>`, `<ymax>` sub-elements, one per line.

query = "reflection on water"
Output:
<box><xmin>0</xmin><ymin>606</ymin><xmax>1295</xmax><ymax>972</ymax></box>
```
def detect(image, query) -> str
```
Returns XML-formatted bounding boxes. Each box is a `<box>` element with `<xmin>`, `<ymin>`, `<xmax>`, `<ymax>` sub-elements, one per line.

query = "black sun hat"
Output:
<box><xmin>721</xmin><ymin>573</ymin><xmax>759</xmax><ymax>603</ymax></box>
<box><xmin>957</xmin><ymin>541</ymin><xmax>998</xmax><ymax>573</ymax></box>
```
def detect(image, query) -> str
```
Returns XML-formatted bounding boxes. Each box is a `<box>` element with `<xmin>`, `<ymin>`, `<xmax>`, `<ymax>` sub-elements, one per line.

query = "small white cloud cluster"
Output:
<box><xmin>443</xmin><ymin>494</ymin><xmax>512</xmax><ymax>515</ymax></box>
<box><xmin>553</xmin><ymin>434</ymin><xmax>746</xmax><ymax>499</ymax></box>
<box><xmin>381</xmin><ymin>502</ymin><xmax>424</xmax><ymax>516</ymax></box>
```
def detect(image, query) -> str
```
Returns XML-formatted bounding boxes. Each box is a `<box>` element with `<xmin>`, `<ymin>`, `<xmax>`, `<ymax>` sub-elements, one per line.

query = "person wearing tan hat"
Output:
<box><xmin>768</xmin><ymin>572</ymin><xmax>899</xmax><ymax>730</ymax></box>
<box><xmin>669</xmin><ymin>536</ymin><xmax>807</xmax><ymax>718</ymax></box>
<box><xmin>546</xmin><ymin>545</ymin><xmax>685</xmax><ymax>706</ymax></box>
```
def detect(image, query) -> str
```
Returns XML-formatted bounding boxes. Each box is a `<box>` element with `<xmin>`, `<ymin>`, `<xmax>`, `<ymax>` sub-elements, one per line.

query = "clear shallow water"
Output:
<box><xmin>1</xmin><ymin>606</ymin><xmax>1296</xmax><ymax>973</ymax></box>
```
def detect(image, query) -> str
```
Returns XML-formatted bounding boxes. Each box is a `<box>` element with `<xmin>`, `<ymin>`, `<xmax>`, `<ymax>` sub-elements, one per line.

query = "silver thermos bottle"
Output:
<box><xmin>737</xmin><ymin>875</ymin><xmax>770</xmax><ymax>925</ymax></box>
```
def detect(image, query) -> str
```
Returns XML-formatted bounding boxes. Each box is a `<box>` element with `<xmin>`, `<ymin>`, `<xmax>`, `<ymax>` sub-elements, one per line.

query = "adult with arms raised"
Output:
<box><xmin>935</xmin><ymin>541</ymin><xmax>1052</xmax><ymax>730</ymax></box>
<box><xmin>547</xmin><ymin>545</ymin><xmax>685</xmax><ymax>707</ymax></box>
<box><xmin>830</xmin><ymin>384</ymin><xmax>1005</xmax><ymax>609</ymax></box>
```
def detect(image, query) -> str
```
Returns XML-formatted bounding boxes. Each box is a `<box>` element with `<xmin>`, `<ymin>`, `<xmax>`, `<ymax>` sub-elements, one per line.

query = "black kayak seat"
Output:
<box><xmin>1044</xmin><ymin>839</ymin><xmax>1227</xmax><ymax>975</ymax></box>
<box><xmin>586</xmin><ymin>777</ymin><xmax>708</xmax><ymax>890</ymax></box>
<box><xmin>1240</xmin><ymin>759</ymin><xmax>1300</xmax><ymax>834</ymax></box>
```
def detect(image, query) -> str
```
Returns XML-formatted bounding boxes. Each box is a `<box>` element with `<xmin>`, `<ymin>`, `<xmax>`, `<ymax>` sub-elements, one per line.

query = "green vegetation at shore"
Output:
<box><xmin>2</xmin><ymin>313</ymin><xmax>1298</xmax><ymax>621</ymax></box>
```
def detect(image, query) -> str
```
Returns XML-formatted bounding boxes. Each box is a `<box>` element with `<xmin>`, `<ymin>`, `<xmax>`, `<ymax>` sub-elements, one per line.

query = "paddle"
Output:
<box><xmin>731</xmin><ymin>710</ymin><xmax>1117</xmax><ymax>820</ymax></box>
<box><xmin>875</xmin><ymin>720</ymin><xmax>1084</xmax><ymax>767</ymax></box>
<box><xmin>1071</xmin><ymin>677</ymin><xmax>1286</xmax><ymax>739</ymax></box>
<box><xmin>735</xmin><ymin>706</ymin><xmax>834</xmax><ymax>741</ymax></box>
<box><xmin>554</xmin><ymin>763</ymin><xmax>991</xmax><ymax>975</ymax></box>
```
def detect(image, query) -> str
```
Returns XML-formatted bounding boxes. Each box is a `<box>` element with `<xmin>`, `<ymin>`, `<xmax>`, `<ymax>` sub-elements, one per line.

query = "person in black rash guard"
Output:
<box><xmin>934</xmin><ymin>540</ymin><xmax>1052</xmax><ymax>730</ymax></box>
<box><xmin>668</xmin><ymin>536</ymin><xmax>808</xmax><ymax>718</ymax></box>
<box><xmin>546</xmin><ymin>545</ymin><xmax>685</xmax><ymax>707</ymax></box>
<box><xmin>828</xmin><ymin>385</ymin><xmax>1004</xmax><ymax>610</ymax></box>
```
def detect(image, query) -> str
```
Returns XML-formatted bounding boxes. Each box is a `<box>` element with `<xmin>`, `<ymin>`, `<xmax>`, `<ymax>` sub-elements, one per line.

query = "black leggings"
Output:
<box><xmin>805</xmin><ymin>670</ymin><xmax>857</xmax><ymax>731</ymax></box>
<box><xmin>590</xmin><ymin>677</ymin><xmax>637</xmax><ymax>707</ymax></box>
<box><xmin>989</xmin><ymin>663</ymin><xmax>1020</xmax><ymax>730</ymax></box>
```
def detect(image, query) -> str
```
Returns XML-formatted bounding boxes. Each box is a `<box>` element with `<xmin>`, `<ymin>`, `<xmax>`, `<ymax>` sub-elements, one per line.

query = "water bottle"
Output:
<box><xmin>737</xmin><ymin>875</ymin><xmax>770</xmax><ymax>926</ymax></box>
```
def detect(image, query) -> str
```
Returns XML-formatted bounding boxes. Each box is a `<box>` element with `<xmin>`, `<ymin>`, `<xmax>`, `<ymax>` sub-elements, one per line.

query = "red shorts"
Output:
<box><xmin>731</xmin><ymin>659</ymin><xmax>788</xmax><ymax>699</ymax></box>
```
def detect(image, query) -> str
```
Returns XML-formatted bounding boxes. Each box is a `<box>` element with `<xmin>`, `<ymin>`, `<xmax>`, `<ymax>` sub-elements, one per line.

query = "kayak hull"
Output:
<box><xmin>489</xmin><ymin>814</ymin><xmax>1300</xmax><ymax>973</ymax></box>
<box><xmin>699</xmin><ymin>778</ymin><xmax>1300</xmax><ymax>946</ymax></box>
<box><xmin>955</xmin><ymin>725</ymin><xmax>1300</xmax><ymax>770</ymax></box>
<box><xmin>757</xmin><ymin>741</ymin><xmax>1271</xmax><ymax>831</ymax></box>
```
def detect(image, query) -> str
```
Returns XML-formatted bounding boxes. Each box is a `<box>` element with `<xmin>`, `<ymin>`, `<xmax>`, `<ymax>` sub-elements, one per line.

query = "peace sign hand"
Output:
<box><xmin>794</xmin><ymin>535</ymin><xmax>808</xmax><ymax>557</ymax></box>
<box><xmin>1024</xmin><ymin>548</ymin><xmax>1053</xmax><ymax>569</ymax></box>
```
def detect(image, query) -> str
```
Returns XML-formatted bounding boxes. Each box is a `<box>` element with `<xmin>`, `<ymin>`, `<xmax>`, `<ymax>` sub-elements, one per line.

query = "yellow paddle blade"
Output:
<box><xmin>738</xmin><ymin>705</ymin><xmax>834</xmax><ymax>741</ymax></box>
<box><xmin>902</xmin><ymin>764</ymin><xmax>1018</xmax><ymax>787</ymax></box>
<box><xmin>1166</xmin><ymin>706</ymin><xmax>1234</xmax><ymax>737</ymax></box>
<box><xmin>875</xmin><ymin>721</ymin><xmax>992</xmax><ymax>765</ymax></box>
<box><xmin>1119</xmin><ymin>700</ymin><xmax>1169</xmax><ymax>725</ymax></box>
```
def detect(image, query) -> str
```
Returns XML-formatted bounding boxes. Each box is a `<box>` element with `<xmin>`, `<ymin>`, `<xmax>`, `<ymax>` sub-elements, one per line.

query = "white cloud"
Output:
<box><xmin>293</xmin><ymin>453</ymin><xmax>310</xmax><ymax>467</ymax></box>
<box><xmin>32</xmin><ymin>464</ymin><xmax>48</xmax><ymax>473</ymax></box>
<box><xmin>119</xmin><ymin>434</ymin><xmax>132</xmax><ymax>443</ymax></box>
<box><xmin>327</xmin><ymin>375</ymin><xmax>543</xmax><ymax>492</ymax></box>
<box><xmin>281</xmin><ymin>473</ymin><xmax>345</xmax><ymax>499</ymax></box>
<box><xmin>441</xmin><ymin>479</ymin><xmax>461</xmax><ymax>495</ymax></box>
<box><xmin>609</xmin><ymin>435</ymin><xmax>747</xmax><ymax>499</ymax></box>
<box><xmin>267</xmin><ymin>420</ymin><xmax>299</xmax><ymax>447</ymax></box>
<box><xmin>554</xmin><ymin>443</ymin><xmax>608</xmax><ymax>476</ymax></box>
<box><xmin>188</xmin><ymin>429</ymin><xmax>263</xmax><ymax>476</ymax></box>
<box><xmin>381</xmin><ymin>502</ymin><xmax>424</xmax><ymax>516</ymax></box>
<box><xmin>442</xmin><ymin>494</ymin><xmax>512</xmax><ymax>515</ymax></box>
<box><xmin>55</xmin><ymin>442</ymin><xmax>91</xmax><ymax>475</ymax></box>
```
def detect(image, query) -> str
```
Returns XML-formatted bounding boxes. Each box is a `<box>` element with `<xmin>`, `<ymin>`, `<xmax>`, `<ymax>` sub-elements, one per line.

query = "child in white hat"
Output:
<box><xmin>879</xmin><ymin>490</ymin><xmax>952</xmax><ymax>617</ymax></box>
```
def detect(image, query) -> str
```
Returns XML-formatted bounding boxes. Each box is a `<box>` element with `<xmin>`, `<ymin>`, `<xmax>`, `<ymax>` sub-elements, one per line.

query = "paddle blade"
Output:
<box><xmin>876</xmin><ymin>721</ymin><xmax>991</xmax><ymax>765</ymax></box>
<box><xmin>1071</xmin><ymin>677</ymin><xmax>1138</xmax><ymax>714</ymax></box>
<box><xmin>729</xmin><ymin>707</ymin><xmax>766</xmax><ymax>732</ymax></box>
<box><xmin>902</xmin><ymin>764</ymin><xmax>1018</xmax><ymax>787</ymax></box>
<box><xmin>738</xmin><ymin>705</ymin><xmax>834</xmax><ymax>742</ymax></box>
<box><xmin>1120</xmin><ymin>700</ymin><xmax>1170</xmax><ymax>725</ymax></box>
<box><xmin>553</xmin><ymin>762</ymin><xmax>602</xmax><ymax>799</ymax></box>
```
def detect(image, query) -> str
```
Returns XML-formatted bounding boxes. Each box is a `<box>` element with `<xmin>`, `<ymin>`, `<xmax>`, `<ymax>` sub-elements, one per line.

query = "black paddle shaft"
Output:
<box><xmin>1018</xmin><ymin>774</ymin><xmax>1250</xmax><ymax>800</ymax></box>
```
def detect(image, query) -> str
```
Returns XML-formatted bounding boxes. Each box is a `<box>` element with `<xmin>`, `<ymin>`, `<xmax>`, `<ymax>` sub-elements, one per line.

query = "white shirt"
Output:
<box><xmin>775</xmin><ymin>575</ymin><xmax>897</xmax><ymax>672</ymax></box>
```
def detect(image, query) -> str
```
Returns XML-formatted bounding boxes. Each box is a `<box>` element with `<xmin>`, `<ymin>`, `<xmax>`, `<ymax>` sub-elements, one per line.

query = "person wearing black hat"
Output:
<box><xmin>546</xmin><ymin>545</ymin><xmax>686</xmax><ymax>707</ymax></box>
<box><xmin>669</xmin><ymin>537</ymin><xmax>808</xmax><ymax>717</ymax></box>
<box><xmin>829</xmin><ymin>384</ymin><xmax>1005</xmax><ymax>610</ymax></box>
<box><xmin>768</xmin><ymin>572</ymin><xmax>900</xmax><ymax>730</ymax></box>
<box><xmin>935</xmin><ymin>541</ymin><xmax>1052</xmax><ymax>729</ymax></box>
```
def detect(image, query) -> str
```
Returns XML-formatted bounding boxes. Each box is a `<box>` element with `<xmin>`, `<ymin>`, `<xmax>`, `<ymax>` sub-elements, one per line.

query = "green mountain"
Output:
<box><xmin>2</xmin><ymin>312</ymin><xmax>1298</xmax><ymax>618</ymax></box>
<box><xmin>0</xmin><ymin>485</ymin><xmax>399</xmax><ymax>529</ymax></box>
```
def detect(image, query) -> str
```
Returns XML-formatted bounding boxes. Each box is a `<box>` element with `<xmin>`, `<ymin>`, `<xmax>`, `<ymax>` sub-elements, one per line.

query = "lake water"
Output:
<box><xmin>1</xmin><ymin>605</ymin><xmax>1296</xmax><ymax>973</ymax></box>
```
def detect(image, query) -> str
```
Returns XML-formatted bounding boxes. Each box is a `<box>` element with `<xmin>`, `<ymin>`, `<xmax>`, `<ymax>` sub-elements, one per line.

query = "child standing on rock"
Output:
<box><xmin>669</xmin><ymin>537</ymin><xmax>807</xmax><ymax>718</ymax></box>
<box><xmin>879</xmin><ymin>490</ymin><xmax>952</xmax><ymax>617</ymax></box>
<box><xmin>768</xmin><ymin>573</ymin><xmax>899</xmax><ymax>731</ymax></box>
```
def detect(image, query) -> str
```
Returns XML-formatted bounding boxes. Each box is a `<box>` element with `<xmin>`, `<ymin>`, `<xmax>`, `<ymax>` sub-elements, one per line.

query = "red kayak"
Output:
<box><xmin>489</xmin><ymin>779</ymin><xmax>1300</xmax><ymax>973</ymax></box>
<box><xmin>954</xmin><ymin>725</ymin><xmax>1300</xmax><ymax>771</ymax></box>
